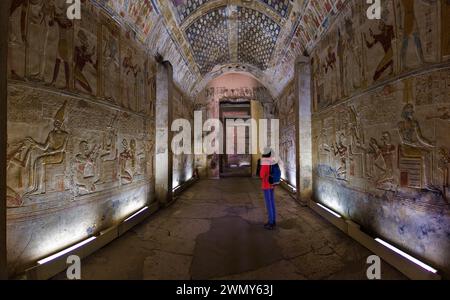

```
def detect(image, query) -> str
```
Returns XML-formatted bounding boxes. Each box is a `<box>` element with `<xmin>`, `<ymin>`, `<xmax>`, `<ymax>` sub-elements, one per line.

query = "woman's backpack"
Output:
<box><xmin>269</xmin><ymin>163</ymin><xmax>281</xmax><ymax>185</ymax></box>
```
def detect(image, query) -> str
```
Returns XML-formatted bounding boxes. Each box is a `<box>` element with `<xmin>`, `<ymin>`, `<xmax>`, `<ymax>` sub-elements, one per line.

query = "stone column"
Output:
<box><xmin>1</xmin><ymin>0</ymin><xmax>10</xmax><ymax>280</ymax></box>
<box><xmin>295</xmin><ymin>56</ymin><xmax>313</xmax><ymax>205</ymax></box>
<box><xmin>155</xmin><ymin>60</ymin><xmax>173</xmax><ymax>206</ymax></box>
<box><xmin>251</xmin><ymin>100</ymin><xmax>264</xmax><ymax>177</ymax></box>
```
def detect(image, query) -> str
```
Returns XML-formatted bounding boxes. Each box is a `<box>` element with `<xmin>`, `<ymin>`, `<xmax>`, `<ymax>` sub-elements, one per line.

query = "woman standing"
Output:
<box><xmin>259</xmin><ymin>148</ymin><xmax>277</xmax><ymax>230</ymax></box>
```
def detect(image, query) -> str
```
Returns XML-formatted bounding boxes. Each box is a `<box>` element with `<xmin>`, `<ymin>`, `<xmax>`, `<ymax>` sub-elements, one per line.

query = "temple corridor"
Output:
<box><xmin>2</xmin><ymin>0</ymin><xmax>450</xmax><ymax>281</ymax></box>
<box><xmin>53</xmin><ymin>178</ymin><xmax>404</xmax><ymax>280</ymax></box>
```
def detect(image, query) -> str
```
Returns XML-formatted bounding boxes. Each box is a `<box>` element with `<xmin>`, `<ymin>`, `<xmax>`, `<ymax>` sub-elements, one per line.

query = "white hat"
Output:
<box><xmin>262</xmin><ymin>147</ymin><xmax>272</xmax><ymax>155</ymax></box>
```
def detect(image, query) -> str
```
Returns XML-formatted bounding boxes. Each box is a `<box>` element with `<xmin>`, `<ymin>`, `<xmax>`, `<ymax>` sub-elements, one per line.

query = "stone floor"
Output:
<box><xmin>54</xmin><ymin>178</ymin><xmax>406</xmax><ymax>280</ymax></box>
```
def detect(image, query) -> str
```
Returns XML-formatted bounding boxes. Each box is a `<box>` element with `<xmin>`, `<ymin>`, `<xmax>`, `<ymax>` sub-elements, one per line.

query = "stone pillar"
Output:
<box><xmin>1</xmin><ymin>0</ymin><xmax>10</xmax><ymax>280</ymax></box>
<box><xmin>295</xmin><ymin>57</ymin><xmax>313</xmax><ymax>204</ymax></box>
<box><xmin>155</xmin><ymin>61</ymin><xmax>173</xmax><ymax>206</ymax></box>
<box><xmin>251</xmin><ymin>100</ymin><xmax>264</xmax><ymax>177</ymax></box>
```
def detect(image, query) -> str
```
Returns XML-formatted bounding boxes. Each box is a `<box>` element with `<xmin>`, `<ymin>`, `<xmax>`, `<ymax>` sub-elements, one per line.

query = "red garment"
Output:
<box><xmin>260</xmin><ymin>158</ymin><xmax>274</xmax><ymax>190</ymax></box>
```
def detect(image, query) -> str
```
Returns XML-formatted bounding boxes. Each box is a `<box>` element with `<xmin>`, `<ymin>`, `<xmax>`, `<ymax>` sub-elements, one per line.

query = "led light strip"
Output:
<box><xmin>317</xmin><ymin>203</ymin><xmax>342</xmax><ymax>219</ymax></box>
<box><xmin>375</xmin><ymin>238</ymin><xmax>438</xmax><ymax>274</ymax></box>
<box><xmin>37</xmin><ymin>236</ymin><xmax>97</xmax><ymax>265</ymax></box>
<box><xmin>281</xmin><ymin>179</ymin><xmax>297</xmax><ymax>191</ymax></box>
<box><xmin>124</xmin><ymin>206</ymin><xmax>149</xmax><ymax>222</ymax></box>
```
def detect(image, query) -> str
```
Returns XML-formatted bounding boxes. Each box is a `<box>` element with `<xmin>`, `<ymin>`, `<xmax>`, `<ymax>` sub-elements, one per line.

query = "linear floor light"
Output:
<box><xmin>375</xmin><ymin>238</ymin><xmax>438</xmax><ymax>274</ymax></box>
<box><xmin>124</xmin><ymin>206</ymin><xmax>149</xmax><ymax>222</ymax></box>
<box><xmin>317</xmin><ymin>203</ymin><xmax>342</xmax><ymax>218</ymax></box>
<box><xmin>37</xmin><ymin>236</ymin><xmax>97</xmax><ymax>265</ymax></box>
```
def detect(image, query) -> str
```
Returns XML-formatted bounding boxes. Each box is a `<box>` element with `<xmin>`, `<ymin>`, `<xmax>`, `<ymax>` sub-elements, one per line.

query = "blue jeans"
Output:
<box><xmin>263</xmin><ymin>189</ymin><xmax>276</xmax><ymax>225</ymax></box>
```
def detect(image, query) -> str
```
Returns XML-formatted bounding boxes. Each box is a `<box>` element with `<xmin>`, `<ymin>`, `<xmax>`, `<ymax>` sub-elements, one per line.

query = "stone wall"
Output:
<box><xmin>6</xmin><ymin>0</ymin><xmax>157</xmax><ymax>275</ymax></box>
<box><xmin>310</xmin><ymin>0</ymin><xmax>450</xmax><ymax>276</ymax></box>
<box><xmin>173</xmin><ymin>86</ymin><xmax>194</xmax><ymax>187</ymax></box>
<box><xmin>274</xmin><ymin>82</ymin><xmax>297</xmax><ymax>187</ymax></box>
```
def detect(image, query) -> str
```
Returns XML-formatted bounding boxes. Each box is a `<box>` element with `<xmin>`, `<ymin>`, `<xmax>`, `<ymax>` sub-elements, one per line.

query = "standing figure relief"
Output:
<box><xmin>364</xmin><ymin>20</ymin><xmax>395</xmax><ymax>81</ymax></box>
<box><xmin>74</xmin><ymin>30</ymin><xmax>97</xmax><ymax>94</ymax></box>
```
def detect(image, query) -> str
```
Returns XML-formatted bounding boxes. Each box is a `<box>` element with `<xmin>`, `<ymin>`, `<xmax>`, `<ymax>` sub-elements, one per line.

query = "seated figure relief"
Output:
<box><xmin>397</xmin><ymin>103</ymin><xmax>436</xmax><ymax>190</ymax></box>
<box><xmin>24</xmin><ymin>102</ymin><xmax>69</xmax><ymax>196</ymax></box>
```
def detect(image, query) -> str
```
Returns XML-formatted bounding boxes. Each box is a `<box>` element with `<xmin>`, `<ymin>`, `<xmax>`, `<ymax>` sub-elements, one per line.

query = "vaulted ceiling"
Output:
<box><xmin>97</xmin><ymin>0</ymin><xmax>346</xmax><ymax>97</ymax></box>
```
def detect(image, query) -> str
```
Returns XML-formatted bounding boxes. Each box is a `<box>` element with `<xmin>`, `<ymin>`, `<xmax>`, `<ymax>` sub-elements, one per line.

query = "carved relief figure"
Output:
<box><xmin>364</xmin><ymin>20</ymin><xmax>395</xmax><ymax>81</ymax></box>
<box><xmin>317</xmin><ymin>127</ymin><xmax>331</xmax><ymax>164</ymax></box>
<box><xmin>74</xmin><ymin>30</ymin><xmax>97</xmax><ymax>94</ymax></box>
<box><xmin>323</xmin><ymin>45</ymin><xmax>338</xmax><ymax>102</ymax></box>
<box><xmin>122</xmin><ymin>48</ymin><xmax>139</xmax><ymax>111</ymax></box>
<box><xmin>103</xmin><ymin>26</ymin><xmax>120</xmax><ymax>104</ymax></box>
<box><xmin>25</xmin><ymin>102</ymin><xmax>69</xmax><ymax>195</ymax></box>
<box><xmin>119</xmin><ymin>139</ymin><xmax>137</xmax><ymax>184</ymax></box>
<box><xmin>9</xmin><ymin>0</ymin><xmax>29</xmax><ymax>44</ymax></box>
<box><xmin>27</xmin><ymin>0</ymin><xmax>56</xmax><ymax>81</ymax></box>
<box><xmin>397</xmin><ymin>103</ymin><xmax>435</xmax><ymax>190</ymax></box>
<box><xmin>399</xmin><ymin>0</ymin><xmax>437</xmax><ymax>70</ymax></box>
<box><xmin>347</xmin><ymin>106</ymin><xmax>365</xmax><ymax>177</ymax></box>
<box><xmin>6</xmin><ymin>142</ymin><xmax>33</xmax><ymax>207</ymax></box>
<box><xmin>332</xmin><ymin>133</ymin><xmax>348</xmax><ymax>180</ymax></box>
<box><xmin>8</xmin><ymin>0</ymin><xmax>30</xmax><ymax>80</ymax></box>
<box><xmin>98</xmin><ymin>116</ymin><xmax>119</xmax><ymax>183</ymax></box>
<box><xmin>366</xmin><ymin>132</ymin><xmax>396</xmax><ymax>185</ymax></box>
<box><xmin>339</xmin><ymin>17</ymin><xmax>363</xmax><ymax>96</ymax></box>
<box><xmin>49</xmin><ymin>8</ymin><xmax>73</xmax><ymax>89</ymax></box>
<box><xmin>74</xmin><ymin>141</ymin><xmax>100</xmax><ymax>194</ymax></box>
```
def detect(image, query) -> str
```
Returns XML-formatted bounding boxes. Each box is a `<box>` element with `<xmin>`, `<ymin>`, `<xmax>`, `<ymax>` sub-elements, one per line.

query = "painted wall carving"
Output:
<box><xmin>311</xmin><ymin>0</ymin><xmax>450</xmax><ymax>277</ymax></box>
<box><xmin>7</xmin><ymin>0</ymin><xmax>156</xmax><ymax>276</ymax></box>
<box><xmin>274</xmin><ymin>82</ymin><xmax>297</xmax><ymax>187</ymax></box>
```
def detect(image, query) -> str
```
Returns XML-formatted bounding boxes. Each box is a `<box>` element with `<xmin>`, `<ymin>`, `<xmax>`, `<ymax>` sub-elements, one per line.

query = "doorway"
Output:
<box><xmin>219</xmin><ymin>100</ymin><xmax>252</xmax><ymax>177</ymax></box>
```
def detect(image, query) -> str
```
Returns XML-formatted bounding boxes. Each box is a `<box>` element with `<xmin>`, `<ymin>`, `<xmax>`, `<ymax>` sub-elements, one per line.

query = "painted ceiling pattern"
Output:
<box><xmin>95</xmin><ymin>0</ymin><xmax>348</xmax><ymax>97</ymax></box>
<box><xmin>237</xmin><ymin>6</ymin><xmax>281</xmax><ymax>70</ymax></box>
<box><xmin>258</xmin><ymin>0</ymin><xmax>292</xmax><ymax>18</ymax></box>
<box><xmin>185</xmin><ymin>6</ymin><xmax>230</xmax><ymax>74</ymax></box>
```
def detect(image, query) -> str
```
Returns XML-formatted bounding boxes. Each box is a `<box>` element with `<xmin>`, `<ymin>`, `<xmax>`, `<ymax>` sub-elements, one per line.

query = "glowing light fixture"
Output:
<box><xmin>375</xmin><ymin>238</ymin><xmax>437</xmax><ymax>274</ymax></box>
<box><xmin>124</xmin><ymin>206</ymin><xmax>148</xmax><ymax>222</ymax></box>
<box><xmin>281</xmin><ymin>179</ymin><xmax>297</xmax><ymax>191</ymax></box>
<box><xmin>37</xmin><ymin>236</ymin><xmax>97</xmax><ymax>265</ymax></box>
<box><xmin>317</xmin><ymin>203</ymin><xmax>342</xmax><ymax>219</ymax></box>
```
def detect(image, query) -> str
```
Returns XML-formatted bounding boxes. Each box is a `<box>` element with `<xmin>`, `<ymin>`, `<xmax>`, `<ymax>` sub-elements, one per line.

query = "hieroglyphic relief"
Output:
<box><xmin>101</xmin><ymin>13</ymin><xmax>121</xmax><ymax>105</ymax></box>
<box><xmin>7</xmin><ymin>100</ymin><xmax>70</xmax><ymax>206</ymax></box>
<box><xmin>313</xmin><ymin>67</ymin><xmax>450</xmax><ymax>197</ymax></box>
<box><xmin>7</xmin><ymin>86</ymin><xmax>154</xmax><ymax>205</ymax></box>
<box><xmin>8</xmin><ymin>0</ymin><xmax>155</xmax><ymax>116</ymax></box>
<box><xmin>6</xmin><ymin>0</ymin><xmax>160</xmax><ymax>277</ymax></box>
<box><xmin>313</xmin><ymin>0</ymin><xmax>448</xmax><ymax>113</ymax></box>
<box><xmin>8</xmin><ymin>0</ymin><xmax>75</xmax><ymax>84</ymax></box>
<box><xmin>6</xmin><ymin>0</ymin><xmax>158</xmax><ymax>205</ymax></box>
<box><xmin>121</xmin><ymin>31</ymin><xmax>141</xmax><ymax>112</ymax></box>
<box><xmin>337</xmin><ymin>0</ymin><xmax>365</xmax><ymax>97</ymax></box>
<box><xmin>275</xmin><ymin>83</ymin><xmax>296</xmax><ymax>185</ymax></box>
<box><xmin>395</xmin><ymin>0</ymin><xmax>440</xmax><ymax>71</ymax></box>
<box><xmin>74</xmin><ymin>1</ymin><xmax>98</xmax><ymax>95</ymax></box>
<box><xmin>362</xmin><ymin>0</ymin><xmax>397</xmax><ymax>84</ymax></box>
<box><xmin>312</xmin><ymin>26</ymin><xmax>341</xmax><ymax>110</ymax></box>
